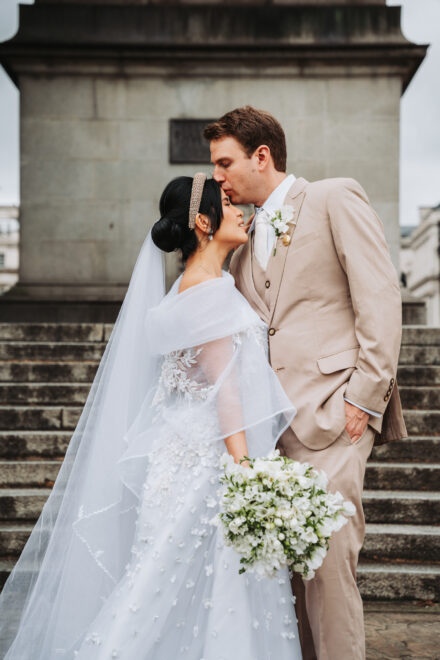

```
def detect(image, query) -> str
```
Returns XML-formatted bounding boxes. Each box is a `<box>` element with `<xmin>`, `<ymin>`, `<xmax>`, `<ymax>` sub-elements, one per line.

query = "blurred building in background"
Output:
<box><xmin>0</xmin><ymin>206</ymin><xmax>19</xmax><ymax>294</ymax></box>
<box><xmin>401</xmin><ymin>204</ymin><xmax>440</xmax><ymax>326</ymax></box>
<box><xmin>0</xmin><ymin>0</ymin><xmax>427</xmax><ymax>320</ymax></box>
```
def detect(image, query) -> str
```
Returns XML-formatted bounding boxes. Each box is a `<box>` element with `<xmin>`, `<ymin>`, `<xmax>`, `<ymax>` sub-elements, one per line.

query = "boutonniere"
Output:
<box><xmin>269</xmin><ymin>205</ymin><xmax>295</xmax><ymax>256</ymax></box>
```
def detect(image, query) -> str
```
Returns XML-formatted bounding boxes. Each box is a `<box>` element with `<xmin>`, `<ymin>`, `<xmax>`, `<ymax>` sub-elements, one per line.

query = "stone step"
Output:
<box><xmin>0</xmin><ymin>406</ymin><xmax>81</xmax><ymax>431</ymax></box>
<box><xmin>0</xmin><ymin>557</ymin><xmax>438</xmax><ymax>602</ymax></box>
<box><xmin>0</xmin><ymin>342</ymin><xmax>439</xmax><ymax>367</ymax></box>
<box><xmin>0</xmin><ymin>489</ymin><xmax>52</xmax><ymax>521</ymax></box>
<box><xmin>0</xmin><ymin>323</ymin><xmax>111</xmax><ymax>343</ymax></box>
<box><xmin>403</xmin><ymin>410</ymin><xmax>440</xmax><ymax>436</ymax></box>
<box><xmin>0</xmin><ymin>429</ymin><xmax>437</xmax><ymax>463</ymax></box>
<box><xmin>401</xmin><ymin>326</ymin><xmax>440</xmax><ymax>346</ymax></box>
<box><xmin>371</xmin><ymin>436</ymin><xmax>440</xmax><ymax>463</ymax></box>
<box><xmin>0</xmin><ymin>522</ymin><xmax>36</xmax><ymax>556</ymax></box>
<box><xmin>0</xmin><ymin>383</ymin><xmax>92</xmax><ymax>406</ymax></box>
<box><xmin>2</xmin><ymin>340</ymin><xmax>437</xmax><ymax>366</ymax></box>
<box><xmin>397</xmin><ymin>366</ymin><xmax>440</xmax><ymax>386</ymax></box>
<box><xmin>357</xmin><ymin>562</ymin><xmax>440</xmax><ymax>601</ymax></box>
<box><xmin>365</xmin><ymin>462</ymin><xmax>440</xmax><ymax>491</ymax></box>
<box><xmin>0</xmin><ymin>342</ymin><xmax>106</xmax><ymax>361</ymax></box>
<box><xmin>399</xmin><ymin>345</ymin><xmax>440</xmax><ymax>365</ymax></box>
<box><xmin>0</xmin><ymin>362</ymin><xmax>99</xmax><ymax>383</ymax></box>
<box><xmin>1</xmin><ymin>363</ymin><xmax>439</xmax><ymax>387</ymax></box>
<box><xmin>361</xmin><ymin>523</ymin><xmax>440</xmax><ymax>562</ymax></box>
<box><xmin>0</xmin><ymin>458</ymin><xmax>437</xmax><ymax>490</ymax></box>
<box><xmin>0</xmin><ymin>431</ymin><xmax>71</xmax><ymax>459</ymax></box>
<box><xmin>1</xmin><ymin>519</ymin><xmax>436</xmax><ymax>562</ymax></box>
<box><xmin>4</xmin><ymin>382</ymin><xmax>440</xmax><ymax>411</ymax></box>
<box><xmin>1</xmin><ymin>404</ymin><xmax>439</xmax><ymax>438</ymax></box>
<box><xmin>1</xmin><ymin>323</ymin><xmax>438</xmax><ymax>345</ymax></box>
<box><xmin>0</xmin><ymin>461</ymin><xmax>61</xmax><ymax>488</ymax></box>
<box><xmin>1</xmin><ymin>486</ymin><xmax>435</xmax><ymax>525</ymax></box>
<box><xmin>363</xmin><ymin>491</ymin><xmax>440</xmax><ymax>525</ymax></box>
<box><xmin>399</xmin><ymin>387</ymin><xmax>440</xmax><ymax>410</ymax></box>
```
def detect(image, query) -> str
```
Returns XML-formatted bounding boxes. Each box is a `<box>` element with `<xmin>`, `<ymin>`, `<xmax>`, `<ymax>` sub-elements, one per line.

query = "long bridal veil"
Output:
<box><xmin>0</xmin><ymin>231</ymin><xmax>296</xmax><ymax>659</ymax></box>
<box><xmin>0</xmin><ymin>232</ymin><xmax>166</xmax><ymax>657</ymax></box>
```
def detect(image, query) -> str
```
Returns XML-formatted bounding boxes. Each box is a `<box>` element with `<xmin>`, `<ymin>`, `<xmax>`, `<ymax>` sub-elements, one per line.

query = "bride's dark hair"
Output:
<box><xmin>152</xmin><ymin>176</ymin><xmax>223</xmax><ymax>261</ymax></box>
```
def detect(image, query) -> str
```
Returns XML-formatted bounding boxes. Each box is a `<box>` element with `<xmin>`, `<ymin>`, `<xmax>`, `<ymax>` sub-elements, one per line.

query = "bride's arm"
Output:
<box><xmin>196</xmin><ymin>335</ymin><xmax>250</xmax><ymax>466</ymax></box>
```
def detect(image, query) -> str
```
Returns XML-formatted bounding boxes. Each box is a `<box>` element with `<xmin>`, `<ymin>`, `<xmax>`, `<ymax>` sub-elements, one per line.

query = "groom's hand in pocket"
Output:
<box><xmin>344</xmin><ymin>401</ymin><xmax>369</xmax><ymax>444</ymax></box>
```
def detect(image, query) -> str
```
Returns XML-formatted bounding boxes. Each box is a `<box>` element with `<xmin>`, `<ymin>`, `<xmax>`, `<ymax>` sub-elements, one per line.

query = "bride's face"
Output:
<box><xmin>213</xmin><ymin>190</ymin><xmax>248</xmax><ymax>250</ymax></box>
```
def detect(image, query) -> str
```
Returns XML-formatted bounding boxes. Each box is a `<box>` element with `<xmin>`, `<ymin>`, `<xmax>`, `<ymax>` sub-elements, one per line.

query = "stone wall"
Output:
<box><xmin>19</xmin><ymin>74</ymin><xmax>401</xmax><ymax>296</ymax></box>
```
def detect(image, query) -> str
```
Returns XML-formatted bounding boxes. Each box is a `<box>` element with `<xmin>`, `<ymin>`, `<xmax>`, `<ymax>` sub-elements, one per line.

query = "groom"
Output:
<box><xmin>204</xmin><ymin>106</ymin><xmax>407</xmax><ymax>660</ymax></box>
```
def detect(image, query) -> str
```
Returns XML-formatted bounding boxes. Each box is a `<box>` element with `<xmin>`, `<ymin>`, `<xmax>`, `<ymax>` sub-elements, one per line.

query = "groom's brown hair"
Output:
<box><xmin>204</xmin><ymin>106</ymin><xmax>287</xmax><ymax>172</ymax></box>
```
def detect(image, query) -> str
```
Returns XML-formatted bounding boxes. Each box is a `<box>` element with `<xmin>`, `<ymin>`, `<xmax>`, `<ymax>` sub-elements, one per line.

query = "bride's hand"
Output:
<box><xmin>243</xmin><ymin>213</ymin><xmax>254</xmax><ymax>234</ymax></box>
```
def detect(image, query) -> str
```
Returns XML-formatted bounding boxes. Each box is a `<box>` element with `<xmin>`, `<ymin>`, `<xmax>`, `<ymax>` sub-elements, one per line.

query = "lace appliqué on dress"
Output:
<box><xmin>152</xmin><ymin>346</ymin><xmax>214</xmax><ymax>416</ymax></box>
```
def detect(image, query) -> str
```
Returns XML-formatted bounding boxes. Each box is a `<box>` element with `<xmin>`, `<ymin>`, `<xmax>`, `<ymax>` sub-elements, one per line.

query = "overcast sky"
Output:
<box><xmin>0</xmin><ymin>0</ymin><xmax>438</xmax><ymax>226</ymax></box>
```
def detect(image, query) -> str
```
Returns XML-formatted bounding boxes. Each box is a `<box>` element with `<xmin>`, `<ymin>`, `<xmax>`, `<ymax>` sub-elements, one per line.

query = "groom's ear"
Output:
<box><xmin>255</xmin><ymin>145</ymin><xmax>272</xmax><ymax>171</ymax></box>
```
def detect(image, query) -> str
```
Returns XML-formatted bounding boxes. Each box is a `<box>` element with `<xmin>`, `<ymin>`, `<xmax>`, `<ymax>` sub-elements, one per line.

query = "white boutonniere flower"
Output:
<box><xmin>269</xmin><ymin>205</ymin><xmax>295</xmax><ymax>256</ymax></box>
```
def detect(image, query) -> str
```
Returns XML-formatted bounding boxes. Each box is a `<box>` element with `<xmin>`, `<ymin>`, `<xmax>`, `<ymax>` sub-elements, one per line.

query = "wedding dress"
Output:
<box><xmin>0</xmin><ymin>232</ymin><xmax>302</xmax><ymax>659</ymax></box>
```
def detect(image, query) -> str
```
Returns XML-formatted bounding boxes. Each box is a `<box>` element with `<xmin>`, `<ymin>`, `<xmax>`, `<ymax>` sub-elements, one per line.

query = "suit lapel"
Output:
<box><xmin>267</xmin><ymin>177</ymin><xmax>308</xmax><ymax>324</ymax></box>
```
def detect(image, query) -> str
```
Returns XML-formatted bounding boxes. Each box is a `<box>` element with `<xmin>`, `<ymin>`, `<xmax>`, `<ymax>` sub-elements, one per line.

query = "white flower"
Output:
<box><xmin>269</xmin><ymin>207</ymin><xmax>295</xmax><ymax>237</ymax></box>
<box><xmin>217</xmin><ymin>451</ymin><xmax>355</xmax><ymax>580</ymax></box>
<box><xmin>343</xmin><ymin>500</ymin><xmax>356</xmax><ymax>516</ymax></box>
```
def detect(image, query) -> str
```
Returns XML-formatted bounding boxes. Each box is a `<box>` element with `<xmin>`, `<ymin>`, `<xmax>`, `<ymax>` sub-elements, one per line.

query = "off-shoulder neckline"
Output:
<box><xmin>173</xmin><ymin>270</ymin><xmax>232</xmax><ymax>297</ymax></box>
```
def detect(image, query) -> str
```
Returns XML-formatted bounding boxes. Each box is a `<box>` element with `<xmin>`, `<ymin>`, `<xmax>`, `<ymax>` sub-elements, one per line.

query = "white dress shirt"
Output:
<box><xmin>250</xmin><ymin>174</ymin><xmax>296</xmax><ymax>263</ymax></box>
<box><xmin>249</xmin><ymin>173</ymin><xmax>381</xmax><ymax>420</ymax></box>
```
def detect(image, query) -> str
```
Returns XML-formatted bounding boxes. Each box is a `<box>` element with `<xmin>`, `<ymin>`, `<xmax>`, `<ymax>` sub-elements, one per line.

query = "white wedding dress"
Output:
<box><xmin>0</xmin><ymin>233</ymin><xmax>302</xmax><ymax>659</ymax></box>
<box><xmin>75</xmin><ymin>273</ymin><xmax>302</xmax><ymax>660</ymax></box>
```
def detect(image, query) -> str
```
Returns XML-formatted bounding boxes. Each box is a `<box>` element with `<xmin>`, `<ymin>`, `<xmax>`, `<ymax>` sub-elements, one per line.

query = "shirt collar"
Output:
<box><xmin>261</xmin><ymin>173</ymin><xmax>296</xmax><ymax>216</ymax></box>
<box><xmin>250</xmin><ymin>173</ymin><xmax>296</xmax><ymax>232</ymax></box>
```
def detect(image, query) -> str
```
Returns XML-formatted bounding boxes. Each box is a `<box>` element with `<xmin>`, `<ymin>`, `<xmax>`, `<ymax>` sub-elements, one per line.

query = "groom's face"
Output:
<box><xmin>210</xmin><ymin>137</ymin><xmax>260</xmax><ymax>206</ymax></box>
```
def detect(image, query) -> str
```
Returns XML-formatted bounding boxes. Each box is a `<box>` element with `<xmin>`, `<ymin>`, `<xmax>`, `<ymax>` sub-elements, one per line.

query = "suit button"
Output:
<box><xmin>390</xmin><ymin>378</ymin><xmax>395</xmax><ymax>385</ymax></box>
<box><xmin>265</xmin><ymin>280</ymin><xmax>270</xmax><ymax>288</ymax></box>
<box><xmin>384</xmin><ymin>394</ymin><xmax>389</xmax><ymax>401</ymax></box>
<box><xmin>269</xmin><ymin>328</ymin><xmax>276</xmax><ymax>336</ymax></box>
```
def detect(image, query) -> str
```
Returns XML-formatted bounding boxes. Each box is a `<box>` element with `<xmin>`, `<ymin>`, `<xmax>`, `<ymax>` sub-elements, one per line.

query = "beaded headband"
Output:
<box><xmin>188</xmin><ymin>172</ymin><xmax>207</xmax><ymax>229</ymax></box>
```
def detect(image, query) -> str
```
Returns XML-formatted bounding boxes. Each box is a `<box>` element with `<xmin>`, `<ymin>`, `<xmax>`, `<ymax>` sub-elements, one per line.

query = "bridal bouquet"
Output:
<box><xmin>211</xmin><ymin>450</ymin><xmax>355</xmax><ymax>580</ymax></box>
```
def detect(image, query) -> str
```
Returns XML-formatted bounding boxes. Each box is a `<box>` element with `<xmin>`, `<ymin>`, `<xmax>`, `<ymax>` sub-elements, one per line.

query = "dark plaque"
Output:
<box><xmin>169</xmin><ymin>119</ymin><xmax>215</xmax><ymax>164</ymax></box>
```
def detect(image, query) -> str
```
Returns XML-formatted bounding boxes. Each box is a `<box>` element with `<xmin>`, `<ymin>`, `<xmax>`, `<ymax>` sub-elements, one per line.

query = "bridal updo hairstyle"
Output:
<box><xmin>152</xmin><ymin>176</ymin><xmax>223</xmax><ymax>261</ymax></box>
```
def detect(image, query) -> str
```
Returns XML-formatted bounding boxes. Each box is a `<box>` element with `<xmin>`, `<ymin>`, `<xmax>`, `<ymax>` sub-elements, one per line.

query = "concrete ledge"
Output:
<box><xmin>0</xmin><ymin>300</ymin><xmax>121</xmax><ymax>323</ymax></box>
<box><xmin>0</xmin><ymin>5</ymin><xmax>426</xmax><ymax>90</ymax></box>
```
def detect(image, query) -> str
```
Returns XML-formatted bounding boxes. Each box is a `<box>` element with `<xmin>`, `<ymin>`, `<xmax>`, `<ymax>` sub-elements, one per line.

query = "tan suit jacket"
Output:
<box><xmin>230</xmin><ymin>176</ymin><xmax>407</xmax><ymax>450</ymax></box>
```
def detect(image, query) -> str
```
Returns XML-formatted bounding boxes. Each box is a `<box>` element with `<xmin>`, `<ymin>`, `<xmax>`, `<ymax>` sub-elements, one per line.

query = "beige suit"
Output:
<box><xmin>230</xmin><ymin>176</ymin><xmax>407</xmax><ymax>660</ymax></box>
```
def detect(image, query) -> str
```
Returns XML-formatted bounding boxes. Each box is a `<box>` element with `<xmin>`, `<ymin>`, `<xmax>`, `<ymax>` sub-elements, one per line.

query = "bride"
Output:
<box><xmin>0</xmin><ymin>173</ymin><xmax>302</xmax><ymax>659</ymax></box>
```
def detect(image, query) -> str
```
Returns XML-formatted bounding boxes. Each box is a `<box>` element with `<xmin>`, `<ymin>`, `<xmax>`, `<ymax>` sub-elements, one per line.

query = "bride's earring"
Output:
<box><xmin>208</xmin><ymin>229</ymin><xmax>214</xmax><ymax>241</ymax></box>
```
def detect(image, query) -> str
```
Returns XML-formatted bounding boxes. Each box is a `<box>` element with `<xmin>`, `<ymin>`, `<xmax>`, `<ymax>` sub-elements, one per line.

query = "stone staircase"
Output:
<box><xmin>0</xmin><ymin>323</ymin><xmax>439</xmax><ymax>601</ymax></box>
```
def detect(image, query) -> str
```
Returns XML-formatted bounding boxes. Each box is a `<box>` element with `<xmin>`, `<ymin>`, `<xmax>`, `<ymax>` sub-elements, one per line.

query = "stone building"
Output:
<box><xmin>0</xmin><ymin>206</ymin><xmax>19</xmax><ymax>295</ymax></box>
<box><xmin>0</xmin><ymin>0</ymin><xmax>427</xmax><ymax>320</ymax></box>
<box><xmin>401</xmin><ymin>205</ymin><xmax>440</xmax><ymax>326</ymax></box>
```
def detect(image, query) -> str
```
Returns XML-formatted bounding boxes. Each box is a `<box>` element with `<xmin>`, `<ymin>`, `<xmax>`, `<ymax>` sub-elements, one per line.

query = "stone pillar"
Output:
<box><xmin>0</xmin><ymin>1</ymin><xmax>426</xmax><ymax>320</ymax></box>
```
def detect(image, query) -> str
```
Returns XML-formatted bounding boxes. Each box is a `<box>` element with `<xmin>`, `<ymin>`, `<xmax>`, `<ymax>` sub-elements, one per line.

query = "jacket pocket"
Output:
<box><xmin>317</xmin><ymin>347</ymin><xmax>360</xmax><ymax>374</ymax></box>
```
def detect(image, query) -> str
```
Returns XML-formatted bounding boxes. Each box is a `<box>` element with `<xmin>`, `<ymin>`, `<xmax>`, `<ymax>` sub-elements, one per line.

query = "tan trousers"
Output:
<box><xmin>277</xmin><ymin>424</ymin><xmax>375</xmax><ymax>660</ymax></box>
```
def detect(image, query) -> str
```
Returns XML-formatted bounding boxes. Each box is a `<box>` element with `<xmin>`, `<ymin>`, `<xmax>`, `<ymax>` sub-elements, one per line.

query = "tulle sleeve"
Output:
<box><xmin>196</xmin><ymin>335</ymin><xmax>245</xmax><ymax>436</ymax></box>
